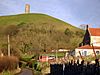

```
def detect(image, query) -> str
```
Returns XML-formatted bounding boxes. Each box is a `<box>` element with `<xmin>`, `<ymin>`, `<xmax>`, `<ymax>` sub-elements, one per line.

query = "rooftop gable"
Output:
<box><xmin>88</xmin><ymin>28</ymin><xmax>100</xmax><ymax>36</ymax></box>
<box><xmin>77</xmin><ymin>45</ymin><xmax>100</xmax><ymax>49</ymax></box>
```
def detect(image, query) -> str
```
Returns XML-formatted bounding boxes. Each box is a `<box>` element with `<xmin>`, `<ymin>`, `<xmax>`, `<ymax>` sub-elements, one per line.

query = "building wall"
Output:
<box><xmin>39</xmin><ymin>56</ymin><xmax>48</xmax><ymax>62</ymax></box>
<box><xmin>75</xmin><ymin>49</ymin><xmax>100</xmax><ymax>57</ymax></box>
<box><xmin>91</xmin><ymin>36</ymin><xmax>100</xmax><ymax>46</ymax></box>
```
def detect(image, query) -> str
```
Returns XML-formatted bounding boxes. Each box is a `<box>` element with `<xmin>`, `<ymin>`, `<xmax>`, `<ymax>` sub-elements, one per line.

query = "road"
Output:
<box><xmin>17</xmin><ymin>68</ymin><xmax>34</xmax><ymax>75</ymax></box>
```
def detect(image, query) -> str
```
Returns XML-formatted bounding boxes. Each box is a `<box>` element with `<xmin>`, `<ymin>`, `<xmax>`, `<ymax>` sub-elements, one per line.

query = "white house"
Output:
<box><xmin>75</xmin><ymin>25</ymin><xmax>100</xmax><ymax>57</ymax></box>
<box><xmin>89</xmin><ymin>28</ymin><xmax>100</xmax><ymax>46</ymax></box>
<box><xmin>75</xmin><ymin>45</ymin><xmax>100</xmax><ymax>57</ymax></box>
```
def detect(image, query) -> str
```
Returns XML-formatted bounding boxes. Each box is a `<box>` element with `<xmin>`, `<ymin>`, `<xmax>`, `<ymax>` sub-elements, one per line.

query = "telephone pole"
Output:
<box><xmin>56</xmin><ymin>50</ymin><xmax>58</xmax><ymax>62</ymax></box>
<box><xmin>8</xmin><ymin>35</ymin><xmax>10</xmax><ymax>56</ymax></box>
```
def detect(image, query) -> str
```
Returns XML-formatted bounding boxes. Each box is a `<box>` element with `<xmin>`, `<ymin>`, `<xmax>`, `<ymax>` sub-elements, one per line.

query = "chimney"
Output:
<box><xmin>86</xmin><ymin>25</ymin><xmax>89</xmax><ymax>30</ymax></box>
<box><xmin>25</xmin><ymin>4</ymin><xmax>30</xmax><ymax>13</ymax></box>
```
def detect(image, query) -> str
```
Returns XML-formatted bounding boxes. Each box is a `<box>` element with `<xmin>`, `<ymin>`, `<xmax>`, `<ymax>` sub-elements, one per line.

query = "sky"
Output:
<box><xmin>0</xmin><ymin>0</ymin><xmax>100</xmax><ymax>28</ymax></box>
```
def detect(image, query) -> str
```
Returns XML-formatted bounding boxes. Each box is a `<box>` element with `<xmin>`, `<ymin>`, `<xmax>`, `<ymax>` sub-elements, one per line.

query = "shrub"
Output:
<box><xmin>1</xmin><ymin>70</ymin><xmax>13</xmax><ymax>75</ymax></box>
<box><xmin>64</xmin><ymin>28</ymin><xmax>73</xmax><ymax>36</ymax></box>
<box><xmin>0</xmin><ymin>56</ymin><xmax>19</xmax><ymax>72</ymax></box>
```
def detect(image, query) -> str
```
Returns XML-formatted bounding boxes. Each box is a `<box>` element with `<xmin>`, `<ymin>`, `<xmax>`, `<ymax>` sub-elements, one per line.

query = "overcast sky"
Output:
<box><xmin>0</xmin><ymin>0</ymin><xmax>100</xmax><ymax>28</ymax></box>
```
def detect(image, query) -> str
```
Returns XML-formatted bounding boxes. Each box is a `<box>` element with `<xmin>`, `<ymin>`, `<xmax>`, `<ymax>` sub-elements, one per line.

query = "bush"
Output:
<box><xmin>20</xmin><ymin>57</ymin><xmax>31</xmax><ymax>62</ymax></box>
<box><xmin>1</xmin><ymin>71</ymin><xmax>13</xmax><ymax>75</ymax></box>
<box><xmin>20</xmin><ymin>54</ymin><xmax>34</xmax><ymax>62</ymax></box>
<box><xmin>64</xmin><ymin>28</ymin><xmax>73</xmax><ymax>36</ymax></box>
<box><xmin>0</xmin><ymin>56</ymin><xmax>19</xmax><ymax>73</ymax></box>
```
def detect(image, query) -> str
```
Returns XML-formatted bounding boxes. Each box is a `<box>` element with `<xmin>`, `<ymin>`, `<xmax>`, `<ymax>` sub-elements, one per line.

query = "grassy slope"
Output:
<box><xmin>0</xmin><ymin>13</ymin><xmax>82</xmax><ymax>32</ymax></box>
<box><xmin>0</xmin><ymin>13</ymin><xmax>84</xmax><ymax>55</ymax></box>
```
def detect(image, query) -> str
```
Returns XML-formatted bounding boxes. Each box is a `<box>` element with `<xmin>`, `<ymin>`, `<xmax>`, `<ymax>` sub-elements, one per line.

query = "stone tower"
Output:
<box><xmin>25</xmin><ymin>4</ymin><xmax>30</xmax><ymax>13</ymax></box>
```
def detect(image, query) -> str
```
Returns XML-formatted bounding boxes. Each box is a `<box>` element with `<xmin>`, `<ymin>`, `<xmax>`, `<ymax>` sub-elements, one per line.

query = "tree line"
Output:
<box><xmin>0</xmin><ymin>22</ymin><xmax>84</xmax><ymax>56</ymax></box>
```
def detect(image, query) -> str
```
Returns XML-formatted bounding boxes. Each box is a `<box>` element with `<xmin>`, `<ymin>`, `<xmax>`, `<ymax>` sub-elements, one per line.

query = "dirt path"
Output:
<box><xmin>17</xmin><ymin>68</ymin><xmax>34</xmax><ymax>75</ymax></box>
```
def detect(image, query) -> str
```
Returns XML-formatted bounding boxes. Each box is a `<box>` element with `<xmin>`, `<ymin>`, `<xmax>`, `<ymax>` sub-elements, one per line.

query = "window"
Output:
<box><xmin>96</xmin><ymin>51</ymin><xmax>99</xmax><ymax>55</ymax></box>
<box><xmin>40</xmin><ymin>56</ymin><xmax>42</xmax><ymax>59</ymax></box>
<box><xmin>84</xmin><ymin>51</ymin><xmax>87</xmax><ymax>56</ymax></box>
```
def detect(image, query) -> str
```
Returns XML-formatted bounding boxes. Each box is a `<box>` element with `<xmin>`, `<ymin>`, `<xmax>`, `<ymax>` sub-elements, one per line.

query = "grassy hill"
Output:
<box><xmin>0</xmin><ymin>13</ymin><xmax>84</xmax><ymax>56</ymax></box>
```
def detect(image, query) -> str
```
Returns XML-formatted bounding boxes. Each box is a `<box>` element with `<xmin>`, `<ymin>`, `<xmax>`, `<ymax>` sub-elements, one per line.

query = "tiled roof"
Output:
<box><xmin>77</xmin><ymin>45</ymin><xmax>100</xmax><ymax>49</ymax></box>
<box><xmin>89</xmin><ymin>28</ymin><xmax>100</xmax><ymax>36</ymax></box>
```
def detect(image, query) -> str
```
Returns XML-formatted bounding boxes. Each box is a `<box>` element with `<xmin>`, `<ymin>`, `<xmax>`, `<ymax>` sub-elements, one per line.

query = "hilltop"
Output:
<box><xmin>0</xmin><ymin>13</ymin><xmax>84</xmax><ymax>56</ymax></box>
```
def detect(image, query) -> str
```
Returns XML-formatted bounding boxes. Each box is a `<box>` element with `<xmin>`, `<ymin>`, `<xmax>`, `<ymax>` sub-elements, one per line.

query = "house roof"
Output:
<box><xmin>88</xmin><ymin>28</ymin><xmax>100</xmax><ymax>36</ymax></box>
<box><xmin>77</xmin><ymin>45</ymin><xmax>100</xmax><ymax>49</ymax></box>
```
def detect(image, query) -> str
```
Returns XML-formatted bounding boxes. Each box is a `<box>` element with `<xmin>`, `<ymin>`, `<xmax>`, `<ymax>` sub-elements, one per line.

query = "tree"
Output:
<box><xmin>64</xmin><ymin>28</ymin><xmax>73</xmax><ymax>37</ymax></box>
<box><xmin>4</xmin><ymin>25</ymin><xmax>19</xmax><ymax>36</ymax></box>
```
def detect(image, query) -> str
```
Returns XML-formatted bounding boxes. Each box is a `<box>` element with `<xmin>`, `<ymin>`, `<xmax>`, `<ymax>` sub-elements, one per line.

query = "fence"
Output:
<box><xmin>50</xmin><ymin>59</ymin><xmax>100</xmax><ymax>75</ymax></box>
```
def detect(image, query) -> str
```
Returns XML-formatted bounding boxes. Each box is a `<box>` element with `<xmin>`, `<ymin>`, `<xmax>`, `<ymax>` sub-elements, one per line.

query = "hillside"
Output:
<box><xmin>0</xmin><ymin>13</ymin><xmax>84</xmax><ymax>56</ymax></box>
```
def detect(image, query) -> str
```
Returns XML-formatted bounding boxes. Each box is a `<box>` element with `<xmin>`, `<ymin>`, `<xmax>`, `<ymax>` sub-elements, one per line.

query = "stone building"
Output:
<box><xmin>25</xmin><ymin>4</ymin><xmax>30</xmax><ymax>13</ymax></box>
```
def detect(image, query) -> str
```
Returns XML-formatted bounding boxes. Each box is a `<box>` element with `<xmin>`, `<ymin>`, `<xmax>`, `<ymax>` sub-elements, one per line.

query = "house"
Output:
<box><xmin>75</xmin><ymin>25</ymin><xmax>100</xmax><ymax>56</ymax></box>
<box><xmin>39</xmin><ymin>56</ymin><xmax>48</xmax><ymax>62</ymax></box>
<box><xmin>82</xmin><ymin>25</ymin><xmax>100</xmax><ymax>46</ymax></box>
<box><xmin>75</xmin><ymin>45</ymin><xmax>100</xmax><ymax>56</ymax></box>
